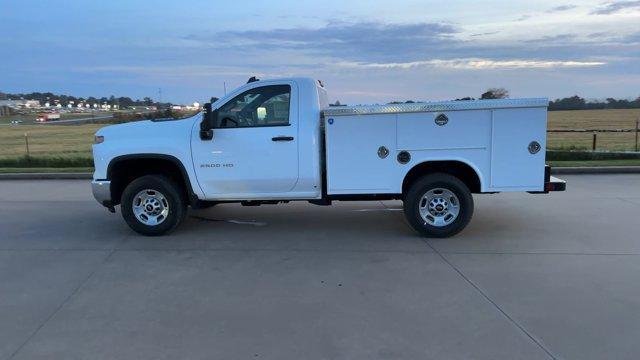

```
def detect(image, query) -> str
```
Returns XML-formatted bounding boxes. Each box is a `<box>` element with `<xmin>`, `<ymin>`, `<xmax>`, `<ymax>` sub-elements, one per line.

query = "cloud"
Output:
<box><xmin>585</xmin><ymin>31</ymin><xmax>640</xmax><ymax>43</ymax></box>
<box><xmin>546</xmin><ymin>4</ymin><xmax>578</xmax><ymax>12</ymax></box>
<box><xmin>591</xmin><ymin>1</ymin><xmax>640</xmax><ymax>14</ymax></box>
<box><xmin>470</xmin><ymin>31</ymin><xmax>501</xmax><ymax>37</ymax></box>
<box><xmin>588</xmin><ymin>32</ymin><xmax>611</xmax><ymax>38</ymax></box>
<box><xmin>185</xmin><ymin>21</ymin><xmax>457</xmax><ymax>62</ymax></box>
<box><xmin>76</xmin><ymin>17</ymin><xmax>631</xmax><ymax>84</ymax></box>
<box><xmin>73</xmin><ymin>65</ymin><xmax>281</xmax><ymax>78</ymax></box>
<box><xmin>523</xmin><ymin>34</ymin><xmax>577</xmax><ymax>43</ymax></box>
<box><xmin>622</xmin><ymin>32</ymin><xmax>640</xmax><ymax>43</ymax></box>
<box><xmin>180</xmin><ymin>19</ymin><xmax>640</xmax><ymax>68</ymax></box>
<box><xmin>337</xmin><ymin>58</ymin><xmax>606</xmax><ymax>70</ymax></box>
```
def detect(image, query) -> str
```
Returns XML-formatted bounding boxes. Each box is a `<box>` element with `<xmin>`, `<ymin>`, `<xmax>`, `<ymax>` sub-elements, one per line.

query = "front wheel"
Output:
<box><xmin>403</xmin><ymin>173</ymin><xmax>474</xmax><ymax>238</ymax></box>
<box><xmin>121</xmin><ymin>175</ymin><xmax>187</xmax><ymax>236</ymax></box>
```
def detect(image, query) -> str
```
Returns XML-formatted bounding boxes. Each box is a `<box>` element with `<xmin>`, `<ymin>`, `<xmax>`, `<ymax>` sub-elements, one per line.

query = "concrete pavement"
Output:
<box><xmin>0</xmin><ymin>175</ymin><xmax>639</xmax><ymax>359</ymax></box>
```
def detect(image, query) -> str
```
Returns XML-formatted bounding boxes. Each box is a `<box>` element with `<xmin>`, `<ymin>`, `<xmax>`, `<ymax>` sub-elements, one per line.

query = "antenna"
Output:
<box><xmin>158</xmin><ymin>88</ymin><xmax>162</xmax><ymax>104</ymax></box>
<box><xmin>224</xmin><ymin>82</ymin><xmax>227</xmax><ymax>96</ymax></box>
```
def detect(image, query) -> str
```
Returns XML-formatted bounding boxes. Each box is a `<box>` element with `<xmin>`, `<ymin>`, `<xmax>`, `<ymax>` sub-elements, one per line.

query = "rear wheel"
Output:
<box><xmin>121</xmin><ymin>175</ymin><xmax>187</xmax><ymax>236</ymax></box>
<box><xmin>403</xmin><ymin>173</ymin><xmax>474</xmax><ymax>238</ymax></box>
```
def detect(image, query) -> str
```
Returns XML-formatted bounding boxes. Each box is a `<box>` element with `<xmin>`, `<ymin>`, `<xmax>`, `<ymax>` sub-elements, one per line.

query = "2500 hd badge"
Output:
<box><xmin>200</xmin><ymin>163</ymin><xmax>234</xmax><ymax>168</ymax></box>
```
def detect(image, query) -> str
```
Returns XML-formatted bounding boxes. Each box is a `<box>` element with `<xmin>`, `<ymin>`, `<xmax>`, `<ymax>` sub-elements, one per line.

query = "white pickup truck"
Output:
<box><xmin>92</xmin><ymin>77</ymin><xmax>565</xmax><ymax>237</ymax></box>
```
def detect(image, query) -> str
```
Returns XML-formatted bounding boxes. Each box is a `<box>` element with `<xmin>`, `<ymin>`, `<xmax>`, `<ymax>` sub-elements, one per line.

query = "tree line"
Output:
<box><xmin>547</xmin><ymin>96</ymin><xmax>640</xmax><ymax>111</ymax></box>
<box><xmin>456</xmin><ymin>89</ymin><xmax>640</xmax><ymax>110</ymax></box>
<box><xmin>385</xmin><ymin>87</ymin><xmax>639</xmax><ymax>112</ymax></box>
<box><xmin>5</xmin><ymin>89</ymin><xmax>640</xmax><ymax>112</ymax></box>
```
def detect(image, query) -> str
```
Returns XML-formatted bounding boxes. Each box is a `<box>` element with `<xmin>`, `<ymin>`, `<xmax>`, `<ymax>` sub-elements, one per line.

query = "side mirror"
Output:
<box><xmin>200</xmin><ymin>103</ymin><xmax>215</xmax><ymax>140</ymax></box>
<box><xmin>200</xmin><ymin>128</ymin><xmax>213</xmax><ymax>141</ymax></box>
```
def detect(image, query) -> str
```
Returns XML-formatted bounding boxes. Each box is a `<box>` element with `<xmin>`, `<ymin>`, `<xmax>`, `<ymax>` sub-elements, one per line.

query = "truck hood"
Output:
<box><xmin>95</xmin><ymin>114</ymin><xmax>199</xmax><ymax>138</ymax></box>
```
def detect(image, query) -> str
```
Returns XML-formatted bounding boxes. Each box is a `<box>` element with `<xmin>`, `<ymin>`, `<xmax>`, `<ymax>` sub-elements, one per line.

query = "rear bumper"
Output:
<box><xmin>545</xmin><ymin>165</ymin><xmax>566</xmax><ymax>192</ymax></box>
<box><xmin>545</xmin><ymin>175</ymin><xmax>566</xmax><ymax>192</ymax></box>
<box><xmin>91</xmin><ymin>180</ymin><xmax>114</xmax><ymax>210</ymax></box>
<box><xmin>532</xmin><ymin>165</ymin><xmax>566</xmax><ymax>193</ymax></box>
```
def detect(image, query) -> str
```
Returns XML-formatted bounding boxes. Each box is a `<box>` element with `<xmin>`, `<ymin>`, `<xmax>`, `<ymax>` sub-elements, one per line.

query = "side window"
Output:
<box><xmin>216</xmin><ymin>85</ymin><xmax>291</xmax><ymax>128</ymax></box>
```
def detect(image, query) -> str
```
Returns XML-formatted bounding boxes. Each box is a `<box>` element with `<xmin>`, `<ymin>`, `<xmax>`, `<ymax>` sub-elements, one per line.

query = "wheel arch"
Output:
<box><xmin>401</xmin><ymin>160</ymin><xmax>483</xmax><ymax>195</ymax></box>
<box><xmin>107</xmin><ymin>154</ymin><xmax>198</xmax><ymax>206</ymax></box>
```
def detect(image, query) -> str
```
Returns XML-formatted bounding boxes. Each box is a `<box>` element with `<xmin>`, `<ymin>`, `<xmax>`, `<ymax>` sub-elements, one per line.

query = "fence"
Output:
<box><xmin>547</xmin><ymin>120</ymin><xmax>640</xmax><ymax>152</ymax></box>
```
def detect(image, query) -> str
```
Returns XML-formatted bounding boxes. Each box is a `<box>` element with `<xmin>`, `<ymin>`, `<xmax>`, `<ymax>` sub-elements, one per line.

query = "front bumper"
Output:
<box><xmin>91</xmin><ymin>180</ymin><xmax>115</xmax><ymax>212</ymax></box>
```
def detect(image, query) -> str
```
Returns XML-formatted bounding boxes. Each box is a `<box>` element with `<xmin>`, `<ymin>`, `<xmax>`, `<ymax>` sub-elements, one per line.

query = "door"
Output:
<box><xmin>490</xmin><ymin>107</ymin><xmax>547</xmax><ymax>189</ymax></box>
<box><xmin>191</xmin><ymin>83</ymin><xmax>299</xmax><ymax>198</ymax></box>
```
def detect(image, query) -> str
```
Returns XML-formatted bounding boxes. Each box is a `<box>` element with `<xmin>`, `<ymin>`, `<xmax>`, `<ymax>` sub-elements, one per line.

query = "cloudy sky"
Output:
<box><xmin>1</xmin><ymin>0</ymin><xmax>639</xmax><ymax>104</ymax></box>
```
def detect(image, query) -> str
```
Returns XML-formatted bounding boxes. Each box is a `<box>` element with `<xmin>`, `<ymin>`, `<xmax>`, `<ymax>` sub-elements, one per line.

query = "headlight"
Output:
<box><xmin>94</xmin><ymin>135</ymin><xmax>104</xmax><ymax>144</ymax></box>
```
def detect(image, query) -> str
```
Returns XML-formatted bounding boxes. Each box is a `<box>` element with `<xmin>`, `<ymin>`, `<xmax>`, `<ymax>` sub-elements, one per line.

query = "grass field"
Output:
<box><xmin>0</xmin><ymin>124</ymin><xmax>101</xmax><ymax>160</ymax></box>
<box><xmin>547</xmin><ymin>159</ymin><xmax>640</xmax><ymax>167</ymax></box>
<box><xmin>547</xmin><ymin>109</ymin><xmax>640</xmax><ymax>151</ymax></box>
<box><xmin>0</xmin><ymin>167</ymin><xmax>94</xmax><ymax>173</ymax></box>
<box><xmin>0</xmin><ymin>109</ymin><xmax>639</xmax><ymax>169</ymax></box>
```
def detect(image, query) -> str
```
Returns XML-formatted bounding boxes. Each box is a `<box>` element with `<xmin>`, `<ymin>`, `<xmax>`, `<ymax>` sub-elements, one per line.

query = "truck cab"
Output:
<box><xmin>92</xmin><ymin>77</ymin><xmax>565</xmax><ymax>237</ymax></box>
<box><xmin>192</xmin><ymin>78</ymin><xmax>327</xmax><ymax>200</ymax></box>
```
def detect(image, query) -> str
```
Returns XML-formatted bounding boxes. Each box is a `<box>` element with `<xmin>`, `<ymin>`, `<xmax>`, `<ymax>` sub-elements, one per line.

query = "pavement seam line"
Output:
<box><xmin>7</xmin><ymin>247</ymin><xmax>119</xmax><ymax>360</ymax></box>
<box><xmin>436</xmin><ymin>251</ymin><xmax>640</xmax><ymax>256</ymax></box>
<box><xmin>423</xmin><ymin>239</ymin><xmax>558</xmax><ymax>360</ymax></box>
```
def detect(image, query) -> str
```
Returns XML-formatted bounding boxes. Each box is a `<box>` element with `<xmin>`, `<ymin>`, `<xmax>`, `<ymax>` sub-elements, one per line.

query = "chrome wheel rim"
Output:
<box><xmin>418</xmin><ymin>188</ymin><xmax>460</xmax><ymax>227</ymax></box>
<box><xmin>132</xmin><ymin>189</ymin><xmax>169</xmax><ymax>226</ymax></box>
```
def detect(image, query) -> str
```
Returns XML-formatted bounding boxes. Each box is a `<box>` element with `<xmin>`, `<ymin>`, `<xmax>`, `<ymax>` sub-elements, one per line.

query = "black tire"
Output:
<box><xmin>403</xmin><ymin>173</ymin><xmax>474</xmax><ymax>238</ymax></box>
<box><xmin>120</xmin><ymin>175</ymin><xmax>187</xmax><ymax>236</ymax></box>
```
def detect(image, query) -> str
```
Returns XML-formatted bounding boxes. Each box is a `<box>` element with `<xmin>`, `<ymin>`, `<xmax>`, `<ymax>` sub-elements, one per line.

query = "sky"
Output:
<box><xmin>0</xmin><ymin>0</ymin><xmax>639</xmax><ymax>104</ymax></box>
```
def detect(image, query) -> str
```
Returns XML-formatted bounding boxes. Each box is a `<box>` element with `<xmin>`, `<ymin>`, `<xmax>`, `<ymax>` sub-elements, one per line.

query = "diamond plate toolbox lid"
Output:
<box><xmin>322</xmin><ymin>98</ymin><xmax>549</xmax><ymax>116</ymax></box>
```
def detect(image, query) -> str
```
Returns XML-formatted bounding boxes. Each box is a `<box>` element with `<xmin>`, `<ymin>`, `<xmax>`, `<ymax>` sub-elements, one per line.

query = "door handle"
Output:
<box><xmin>272</xmin><ymin>136</ymin><xmax>294</xmax><ymax>141</ymax></box>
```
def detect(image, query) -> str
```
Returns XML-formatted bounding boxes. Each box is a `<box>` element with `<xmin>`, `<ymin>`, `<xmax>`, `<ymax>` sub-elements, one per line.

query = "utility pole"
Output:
<box><xmin>158</xmin><ymin>88</ymin><xmax>162</xmax><ymax>104</ymax></box>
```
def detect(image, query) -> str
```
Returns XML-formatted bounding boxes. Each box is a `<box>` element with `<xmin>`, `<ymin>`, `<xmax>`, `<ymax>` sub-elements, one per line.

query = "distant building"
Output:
<box><xmin>130</xmin><ymin>106</ymin><xmax>157</xmax><ymax>111</ymax></box>
<box><xmin>0</xmin><ymin>99</ymin><xmax>40</xmax><ymax>109</ymax></box>
<box><xmin>169</xmin><ymin>103</ymin><xmax>201</xmax><ymax>111</ymax></box>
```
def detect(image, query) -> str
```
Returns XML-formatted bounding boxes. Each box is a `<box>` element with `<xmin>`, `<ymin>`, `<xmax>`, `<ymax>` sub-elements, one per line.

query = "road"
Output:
<box><xmin>0</xmin><ymin>114</ymin><xmax>114</xmax><ymax>126</ymax></box>
<box><xmin>0</xmin><ymin>175</ymin><xmax>639</xmax><ymax>360</ymax></box>
<box><xmin>37</xmin><ymin>114</ymin><xmax>114</xmax><ymax>125</ymax></box>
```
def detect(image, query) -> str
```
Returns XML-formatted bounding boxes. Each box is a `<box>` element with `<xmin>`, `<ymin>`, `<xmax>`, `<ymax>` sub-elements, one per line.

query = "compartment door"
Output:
<box><xmin>490</xmin><ymin>108</ymin><xmax>547</xmax><ymax>190</ymax></box>
<box><xmin>325</xmin><ymin>114</ymin><xmax>396</xmax><ymax>194</ymax></box>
